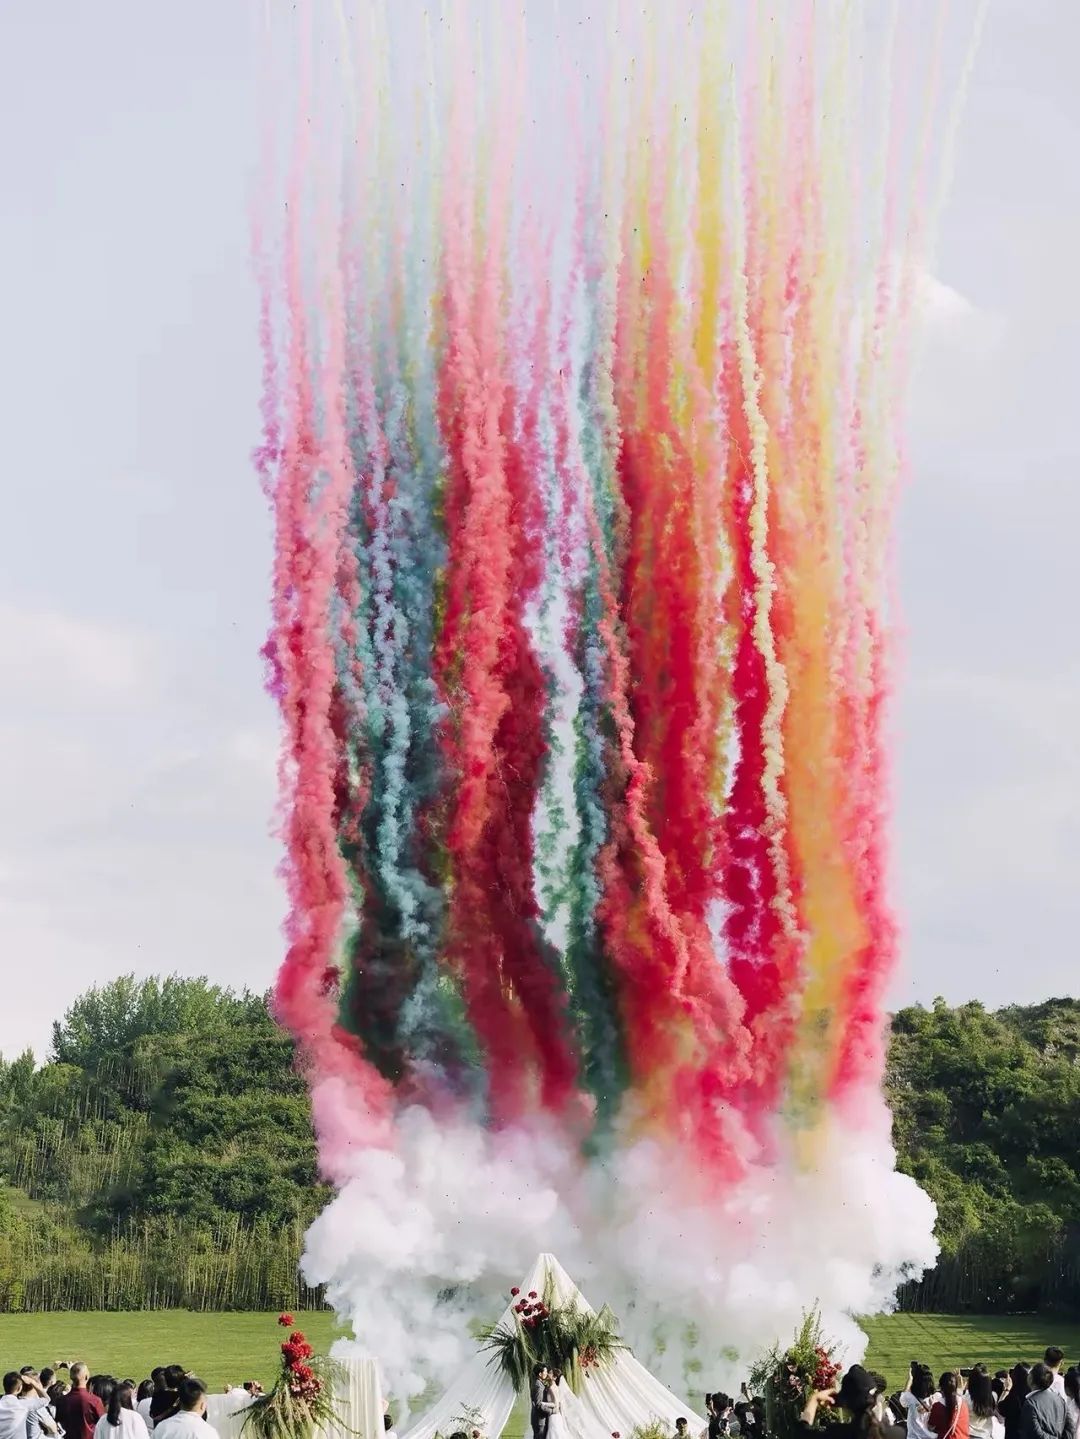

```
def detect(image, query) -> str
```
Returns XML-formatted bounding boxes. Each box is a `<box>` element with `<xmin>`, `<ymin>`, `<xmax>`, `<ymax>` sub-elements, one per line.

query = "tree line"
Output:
<box><xmin>1</xmin><ymin>977</ymin><xmax>1077</xmax><ymax>1313</ymax></box>
<box><xmin>888</xmin><ymin>995</ymin><xmax>1080</xmax><ymax>1312</ymax></box>
<box><xmin>0</xmin><ymin>977</ymin><xmax>326</xmax><ymax>1311</ymax></box>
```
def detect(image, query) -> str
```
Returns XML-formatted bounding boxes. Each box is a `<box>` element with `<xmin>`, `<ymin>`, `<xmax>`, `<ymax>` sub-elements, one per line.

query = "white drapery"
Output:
<box><xmin>206</xmin><ymin>1359</ymin><xmax>383</xmax><ymax>1439</ymax></box>
<box><xmin>401</xmin><ymin>1255</ymin><xmax>703</xmax><ymax>1439</ymax></box>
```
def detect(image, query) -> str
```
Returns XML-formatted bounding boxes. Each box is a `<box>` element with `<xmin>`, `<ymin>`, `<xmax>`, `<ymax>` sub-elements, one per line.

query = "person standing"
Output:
<box><xmin>929</xmin><ymin>1373</ymin><xmax>970</xmax><ymax>1439</ymax></box>
<box><xmin>94</xmin><ymin>1384</ymin><xmax>149</xmax><ymax>1439</ymax></box>
<box><xmin>1000</xmin><ymin>1368</ymin><xmax>1032</xmax><ymax>1439</ymax></box>
<box><xmin>902</xmin><ymin>1366</ymin><xmax>942</xmax><ymax>1439</ymax></box>
<box><xmin>137</xmin><ymin>1374</ymin><xmax>161</xmax><ymax>1433</ymax></box>
<box><xmin>0</xmin><ymin>1375</ymin><xmax>28</xmax><ymax>1439</ymax></box>
<box><xmin>966</xmin><ymin>1369</ymin><xmax>1005</xmax><ymax>1439</ymax></box>
<box><xmin>1062</xmin><ymin>1370</ymin><xmax>1079</xmax><ymax>1439</ymax></box>
<box><xmin>1019</xmin><ymin>1365</ymin><xmax>1069</xmax><ymax>1439</ymax></box>
<box><xmin>149</xmin><ymin>1371</ymin><xmax>185</xmax><ymax>1430</ymax></box>
<box><xmin>19</xmin><ymin>1372</ymin><xmax>58</xmax><ymax>1439</ymax></box>
<box><xmin>1045</xmin><ymin>1355</ymin><xmax>1067</xmax><ymax>1402</ymax></box>
<box><xmin>530</xmin><ymin>1366</ymin><xmax>555</xmax><ymax>1439</ymax></box>
<box><xmin>152</xmin><ymin>1381</ymin><xmax>219</xmax><ymax>1439</ymax></box>
<box><xmin>55</xmin><ymin>1367</ymin><xmax>105</xmax><ymax>1439</ymax></box>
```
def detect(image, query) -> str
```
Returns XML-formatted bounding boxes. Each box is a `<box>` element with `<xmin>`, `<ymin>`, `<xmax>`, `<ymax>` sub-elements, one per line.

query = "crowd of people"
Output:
<box><xmin>0</xmin><ymin>1365</ymin><xmax>265</xmax><ymax>1439</ymax></box>
<box><xmin>788</xmin><ymin>1348</ymin><xmax>1079</xmax><ymax>1439</ymax></box>
<box><xmin>2</xmin><ymin>1347</ymin><xmax>1078</xmax><ymax>1439</ymax></box>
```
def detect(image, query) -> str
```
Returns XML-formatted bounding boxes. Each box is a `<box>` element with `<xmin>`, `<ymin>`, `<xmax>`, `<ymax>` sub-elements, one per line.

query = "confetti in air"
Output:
<box><xmin>256</xmin><ymin>0</ymin><xmax>984</xmax><ymax>1407</ymax></box>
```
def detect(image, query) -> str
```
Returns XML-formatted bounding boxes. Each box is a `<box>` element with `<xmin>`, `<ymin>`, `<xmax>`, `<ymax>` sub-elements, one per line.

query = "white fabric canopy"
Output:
<box><xmin>206</xmin><ymin>1359</ymin><xmax>383</xmax><ymax>1439</ymax></box>
<box><xmin>402</xmin><ymin>1255</ymin><xmax>703</xmax><ymax>1439</ymax></box>
<box><xmin>399</xmin><ymin>1257</ymin><xmax>551</xmax><ymax>1439</ymax></box>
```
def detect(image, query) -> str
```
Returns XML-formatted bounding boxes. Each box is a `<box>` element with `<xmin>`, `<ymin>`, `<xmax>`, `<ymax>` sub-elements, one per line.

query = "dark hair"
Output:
<box><xmin>677</xmin><ymin>1422</ymin><xmax>688</xmax><ymax>1430</ymax></box>
<box><xmin>3</xmin><ymin>1375</ymin><xmax>20</xmax><ymax>1396</ymax></box>
<box><xmin>40</xmin><ymin>1370</ymin><xmax>55</xmax><ymax>1389</ymax></box>
<box><xmin>178</xmin><ymin>1378</ymin><xmax>207</xmax><ymax>1413</ymax></box>
<box><xmin>939</xmin><ymin>1373</ymin><xmax>960</xmax><ymax>1432</ymax></box>
<box><xmin>1010</xmin><ymin>1365</ymin><xmax>1031</xmax><ymax>1401</ymax></box>
<box><xmin>108</xmin><ymin>1382</ymin><xmax>136</xmax><ymax>1428</ymax></box>
<box><xmin>715</xmin><ymin>1395</ymin><xmax>733</xmax><ymax>1412</ymax></box>
<box><xmin>385</xmin><ymin>1418</ymin><xmax>394</xmax><ymax>1433</ymax></box>
<box><xmin>533</xmin><ymin>1365</ymin><xmax>546</xmax><ymax>1381</ymax></box>
<box><xmin>151</xmin><ymin>1370</ymin><xmax>166</xmax><ymax>1391</ymax></box>
<box><xmin>164</xmin><ymin>1367</ymin><xmax>186</xmax><ymax>1391</ymax></box>
<box><xmin>968</xmin><ymin>1370</ymin><xmax>995</xmax><ymax>1419</ymax></box>
<box><xmin>96</xmin><ymin>1378</ymin><xmax>118</xmax><ymax>1409</ymax></box>
<box><xmin>137</xmin><ymin>1381</ymin><xmax>155</xmax><ymax>1403</ymax></box>
<box><xmin>1064</xmin><ymin>1369</ymin><xmax>1080</xmax><ymax>1407</ymax></box>
<box><xmin>48</xmin><ymin>1384</ymin><xmax>69</xmax><ymax>1406</ymax></box>
<box><xmin>910</xmin><ymin>1366</ymin><xmax>936</xmax><ymax>1402</ymax></box>
<box><xmin>1045</xmin><ymin>1349</ymin><xmax>1064</xmax><ymax>1371</ymax></box>
<box><xmin>1030</xmin><ymin>1364</ymin><xmax>1055</xmax><ymax>1393</ymax></box>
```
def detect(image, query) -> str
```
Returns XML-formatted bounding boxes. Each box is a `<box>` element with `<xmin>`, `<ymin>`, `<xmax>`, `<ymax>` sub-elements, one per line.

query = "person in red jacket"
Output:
<box><xmin>55</xmin><ymin>1365</ymin><xmax>105</xmax><ymax>1439</ymax></box>
<box><xmin>929</xmin><ymin>1373</ymin><xmax>970</xmax><ymax>1439</ymax></box>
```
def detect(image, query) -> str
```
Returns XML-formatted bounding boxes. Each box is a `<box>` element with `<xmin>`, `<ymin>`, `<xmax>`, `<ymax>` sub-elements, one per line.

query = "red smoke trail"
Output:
<box><xmin>553</xmin><ymin>251</ymin><xmax>749</xmax><ymax>1164</ymax></box>
<box><xmin>265</xmin><ymin>22</ymin><xmax>391</xmax><ymax>1142</ymax></box>
<box><xmin>716</xmin><ymin>344</ymin><xmax>803</xmax><ymax>1115</ymax></box>
<box><xmin>434</xmin><ymin>32</ymin><xmax>578</xmax><ymax>1121</ymax></box>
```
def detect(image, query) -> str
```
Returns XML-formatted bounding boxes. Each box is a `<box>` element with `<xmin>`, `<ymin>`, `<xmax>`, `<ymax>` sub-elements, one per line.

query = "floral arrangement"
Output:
<box><xmin>242</xmin><ymin>1313</ymin><xmax>348</xmax><ymax>1439</ymax></box>
<box><xmin>480</xmin><ymin>1282</ymin><xmax>623</xmax><ymax>1395</ymax></box>
<box><xmin>629</xmin><ymin>1421</ymin><xmax>672</xmax><ymax>1439</ymax></box>
<box><xmin>433</xmin><ymin>1404</ymin><xmax>488</xmax><ymax>1439</ymax></box>
<box><xmin>748</xmin><ymin>1310</ymin><xmax>842</xmax><ymax>1439</ymax></box>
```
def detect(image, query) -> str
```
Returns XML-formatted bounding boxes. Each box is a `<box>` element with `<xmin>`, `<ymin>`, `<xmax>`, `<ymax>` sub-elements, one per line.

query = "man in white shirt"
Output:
<box><xmin>0</xmin><ymin>1374</ymin><xmax>28</xmax><ymax>1439</ymax></box>
<box><xmin>152</xmin><ymin>1380</ymin><xmax>218</xmax><ymax>1439</ymax></box>
<box><xmin>1044</xmin><ymin>1349</ymin><xmax>1066</xmax><ymax>1398</ymax></box>
<box><xmin>0</xmin><ymin>1372</ymin><xmax>57</xmax><ymax>1439</ymax></box>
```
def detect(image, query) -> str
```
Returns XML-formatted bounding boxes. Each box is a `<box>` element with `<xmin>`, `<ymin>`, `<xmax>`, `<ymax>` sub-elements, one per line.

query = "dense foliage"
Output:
<box><xmin>888</xmin><ymin>997</ymin><xmax>1080</xmax><ymax>1312</ymax></box>
<box><xmin>0</xmin><ymin>976</ymin><xmax>327</xmax><ymax>1311</ymax></box>
<box><xmin>0</xmin><ymin>982</ymin><xmax>1077</xmax><ymax>1313</ymax></box>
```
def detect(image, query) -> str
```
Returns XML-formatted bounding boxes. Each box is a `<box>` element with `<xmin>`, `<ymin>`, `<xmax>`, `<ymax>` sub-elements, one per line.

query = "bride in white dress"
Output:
<box><xmin>548</xmin><ymin>1371</ymin><xmax>573</xmax><ymax>1439</ymax></box>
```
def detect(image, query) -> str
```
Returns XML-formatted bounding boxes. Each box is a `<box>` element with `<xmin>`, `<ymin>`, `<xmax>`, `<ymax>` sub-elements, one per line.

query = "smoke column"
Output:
<box><xmin>257</xmin><ymin>0</ymin><xmax>981</xmax><ymax>1406</ymax></box>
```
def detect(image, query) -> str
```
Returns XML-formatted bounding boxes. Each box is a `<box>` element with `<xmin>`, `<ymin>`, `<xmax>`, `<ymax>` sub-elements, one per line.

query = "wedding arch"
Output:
<box><xmin>402</xmin><ymin>1254</ymin><xmax>705</xmax><ymax>1439</ymax></box>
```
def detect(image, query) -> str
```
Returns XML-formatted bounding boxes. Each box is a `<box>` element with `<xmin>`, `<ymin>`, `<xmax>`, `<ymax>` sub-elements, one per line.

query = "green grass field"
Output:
<box><xmin>1</xmin><ymin>1312</ymin><xmax>1078</xmax><ymax>1402</ymax></box>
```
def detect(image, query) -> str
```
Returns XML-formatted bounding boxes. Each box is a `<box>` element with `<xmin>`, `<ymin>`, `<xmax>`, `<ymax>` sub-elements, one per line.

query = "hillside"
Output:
<box><xmin>1</xmin><ymin>978</ymin><xmax>1078</xmax><ymax>1312</ymax></box>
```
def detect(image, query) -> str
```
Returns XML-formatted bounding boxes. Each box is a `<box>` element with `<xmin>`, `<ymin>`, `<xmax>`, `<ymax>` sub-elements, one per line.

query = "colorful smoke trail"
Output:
<box><xmin>257</xmin><ymin>0</ymin><xmax>980</xmax><ymax>1404</ymax></box>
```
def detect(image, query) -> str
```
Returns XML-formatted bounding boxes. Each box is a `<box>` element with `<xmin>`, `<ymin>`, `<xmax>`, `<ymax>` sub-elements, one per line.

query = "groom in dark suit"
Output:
<box><xmin>531</xmin><ymin>1366</ymin><xmax>555</xmax><ymax>1439</ymax></box>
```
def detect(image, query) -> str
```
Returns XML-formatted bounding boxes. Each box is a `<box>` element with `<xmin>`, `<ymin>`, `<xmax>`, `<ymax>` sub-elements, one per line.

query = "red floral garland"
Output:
<box><xmin>279</xmin><ymin>1315</ymin><xmax>322</xmax><ymax>1403</ymax></box>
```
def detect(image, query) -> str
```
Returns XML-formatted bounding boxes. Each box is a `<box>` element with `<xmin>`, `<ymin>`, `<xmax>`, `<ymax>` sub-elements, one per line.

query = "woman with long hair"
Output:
<box><xmin>1062</xmin><ymin>1369</ymin><xmax>1079</xmax><ymax>1439</ymax></box>
<box><xmin>135</xmin><ymin>1382</ymin><xmax>156</xmax><ymax>1435</ymax></box>
<box><xmin>929</xmin><ymin>1373</ymin><xmax>970</xmax><ymax>1439</ymax></box>
<box><xmin>966</xmin><ymin>1369</ymin><xmax>1004</xmax><ymax>1439</ymax></box>
<box><xmin>901</xmin><ymin>1365</ymin><xmax>942</xmax><ymax>1439</ymax></box>
<box><xmin>998</xmin><ymin>1366</ymin><xmax>1031</xmax><ymax>1439</ymax></box>
<box><xmin>149</xmin><ymin>1369</ymin><xmax>186</xmax><ymax>1428</ymax></box>
<box><xmin>94</xmin><ymin>1382</ymin><xmax>149</xmax><ymax>1439</ymax></box>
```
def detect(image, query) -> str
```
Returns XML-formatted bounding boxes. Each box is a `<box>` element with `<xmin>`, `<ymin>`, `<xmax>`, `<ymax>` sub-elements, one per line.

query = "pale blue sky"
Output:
<box><xmin>1</xmin><ymin>2</ymin><xmax>1077</xmax><ymax>1059</ymax></box>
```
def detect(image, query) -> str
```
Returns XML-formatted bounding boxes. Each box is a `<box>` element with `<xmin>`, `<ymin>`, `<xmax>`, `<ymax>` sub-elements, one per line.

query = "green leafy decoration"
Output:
<box><xmin>480</xmin><ymin>1279</ymin><xmax>624</xmax><ymax>1394</ymax></box>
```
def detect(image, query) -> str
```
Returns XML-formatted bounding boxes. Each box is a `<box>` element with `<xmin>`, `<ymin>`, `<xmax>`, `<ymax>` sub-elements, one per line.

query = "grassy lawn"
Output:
<box><xmin>860</xmin><ymin>1312</ymin><xmax>1080</xmax><ymax>1389</ymax></box>
<box><xmin>0</xmin><ymin>1312</ymin><xmax>343</xmax><ymax>1392</ymax></box>
<box><xmin>1</xmin><ymin>1312</ymin><xmax>1078</xmax><ymax>1403</ymax></box>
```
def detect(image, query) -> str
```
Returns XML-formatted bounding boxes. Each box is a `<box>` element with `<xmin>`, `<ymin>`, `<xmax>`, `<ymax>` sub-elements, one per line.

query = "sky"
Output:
<box><xmin>1</xmin><ymin>2</ymin><xmax>1077</xmax><ymax>1061</ymax></box>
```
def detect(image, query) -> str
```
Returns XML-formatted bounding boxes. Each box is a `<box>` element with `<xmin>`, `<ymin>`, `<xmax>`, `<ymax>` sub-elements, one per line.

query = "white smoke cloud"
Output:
<box><xmin>301</xmin><ymin>1089</ymin><xmax>937</xmax><ymax>1414</ymax></box>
